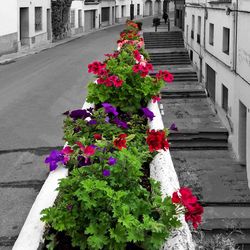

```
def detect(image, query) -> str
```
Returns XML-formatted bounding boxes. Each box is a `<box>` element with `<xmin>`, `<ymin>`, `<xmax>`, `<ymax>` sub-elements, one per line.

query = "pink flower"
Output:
<box><xmin>88</xmin><ymin>61</ymin><xmax>106</xmax><ymax>75</ymax></box>
<box><xmin>76</xmin><ymin>141</ymin><xmax>85</xmax><ymax>152</ymax></box>
<box><xmin>62</xmin><ymin>146</ymin><xmax>74</xmax><ymax>155</ymax></box>
<box><xmin>152</xmin><ymin>95</ymin><xmax>161</xmax><ymax>103</ymax></box>
<box><xmin>156</xmin><ymin>70</ymin><xmax>174</xmax><ymax>83</ymax></box>
<box><xmin>84</xmin><ymin>145</ymin><xmax>96</xmax><ymax>156</ymax></box>
<box><xmin>133</xmin><ymin>50</ymin><xmax>142</xmax><ymax>62</ymax></box>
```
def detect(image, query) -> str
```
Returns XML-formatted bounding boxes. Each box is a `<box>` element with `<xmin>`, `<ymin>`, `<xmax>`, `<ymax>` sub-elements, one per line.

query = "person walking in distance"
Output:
<box><xmin>162</xmin><ymin>12</ymin><xmax>168</xmax><ymax>24</ymax></box>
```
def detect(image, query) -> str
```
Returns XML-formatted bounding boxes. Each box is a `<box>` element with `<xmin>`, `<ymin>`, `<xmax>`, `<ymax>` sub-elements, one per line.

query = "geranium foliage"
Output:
<box><xmin>41</xmin><ymin>21</ymin><xmax>203</xmax><ymax>249</ymax></box>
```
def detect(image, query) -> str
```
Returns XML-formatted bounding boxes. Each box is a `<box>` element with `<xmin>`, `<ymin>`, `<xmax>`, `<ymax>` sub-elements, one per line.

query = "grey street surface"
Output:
<box><xmin>0</xmin><ymin>18</ymin><xmax>153</xmax><ymax>248</ymax></box>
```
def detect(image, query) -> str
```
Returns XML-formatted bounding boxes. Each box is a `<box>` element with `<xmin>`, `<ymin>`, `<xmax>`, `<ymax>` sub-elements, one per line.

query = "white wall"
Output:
<box><xmin>0</xmin><ymin>0</ymin><xmax>18</xmax><ymax>36</ymax></box>
<box><xmin>18</xmin><ymin>0</ymin><xmax>51</xmax><ymax>46</ymax></box>
<box><xmin>184</xmin><ymin>1</ymin><xmax>250</xmax><ymax>186</ymax></box>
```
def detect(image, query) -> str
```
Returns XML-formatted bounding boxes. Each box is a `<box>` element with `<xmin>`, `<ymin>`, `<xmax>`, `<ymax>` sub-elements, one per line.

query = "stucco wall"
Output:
<box><xmin>0</xmin><ymin>0</ymin><xmax>18</xmax><ymax>37</ymax></box>
<box><xmin>184</xmin><ymin>1</ymin><xmax>250</xmax><ymax>187</ymax></box>
<box><xmin>18</xmin><ymin>0</ymin><xmax>51</xmax><ymax>47</ymax></box>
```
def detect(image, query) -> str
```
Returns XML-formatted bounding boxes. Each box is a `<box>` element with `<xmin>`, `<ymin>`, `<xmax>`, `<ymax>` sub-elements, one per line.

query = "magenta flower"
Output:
<box><xmin>103</xmin><ymin>169</ymin><xmax>111</xmax><ymax>177</ymax></box>
<box><xmin>44</xmin><ymin>150</ymin><xmax>64</xmax><ymax>171</ymax></box>
<box><xmin>108</xmin><ymin>157</ymin><xmax>117</xmax><ymax>166</ymax></box>
<box><xmin>141</xmin><ymin>107</ymin><xmax>155</xmax><ymax>121</ymax></box>
<box><xmin>102</xmin><ymin>103</ymin><xmax>118</xmax><ymax>116</ymax></box>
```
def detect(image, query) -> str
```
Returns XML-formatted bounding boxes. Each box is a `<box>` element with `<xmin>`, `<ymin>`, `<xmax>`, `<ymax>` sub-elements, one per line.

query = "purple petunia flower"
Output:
<box><xmin>77</xmin><ymin>155</ymin><xmax>91</xmax><ymax>167</ymax></box>
<box><xmin>141</xmin><ymin>107</ymin><xmax>155</xmax><ymax>121</ymax></box>
<box><xmin>88</xmin><ymin>119</ymin><xmax>97</xmax><ymax>125</ymax></box>
<box><xmin>113</xmin><ymin>117</ymin><xmax>128</xmax><ymax>129</ymax></box>
<box><xmin>102</xmin><ymin>103</ymin><xmax>118</xmax><ymax>116</ymax></box>
<box><xmin>105</xmin><ymin>116</ymin><xmax>110</xmax><ymax>123</ymax></box>
<box><xmin>169</xmin><ymin>123</ymin><xmax>178</xmax><ymax>131</ymax></box>
<box><xmin>103</xmin><ymin>169</ymin><xmax>111</xmax><ymax>177</ymax></box>
<box><xmin>44</xmin><ymin>150</ymin><xmax>64</xmax><ymax>171</ymax></box>
<box><xmin>69</xmin><ymin>109</ymin><xmax>91</xmax><ymax>120</ymax></box>
<box><xmin>108</xmin><ymin>157</ymin><xmax>117</xmax><ymax>166</ymax></box>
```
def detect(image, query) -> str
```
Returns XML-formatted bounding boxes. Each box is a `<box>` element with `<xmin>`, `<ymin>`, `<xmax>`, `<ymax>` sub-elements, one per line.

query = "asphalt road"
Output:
<box><xmin>0</xmin><ymin>17</ymin><xmax>154</xmax><ymax>248</ymax></box>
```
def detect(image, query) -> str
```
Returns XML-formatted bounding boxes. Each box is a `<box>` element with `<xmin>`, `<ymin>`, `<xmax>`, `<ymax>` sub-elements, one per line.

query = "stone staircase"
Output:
<box><xmin>144</xmin><ymin>31</ymin><xmax>184</xmax><ymax>49</ymax></box>
<box><xmin>144</xmin><ymin>29</ymin><xmax>250</xmax><ymax>248</ymax></box>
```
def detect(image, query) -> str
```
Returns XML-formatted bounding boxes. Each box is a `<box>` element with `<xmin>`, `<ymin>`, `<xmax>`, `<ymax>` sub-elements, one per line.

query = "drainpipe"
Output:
<box><xmin>232</xmin><ymin>0</ymin><xmax>238</xmax><ymax>73</ymax></box>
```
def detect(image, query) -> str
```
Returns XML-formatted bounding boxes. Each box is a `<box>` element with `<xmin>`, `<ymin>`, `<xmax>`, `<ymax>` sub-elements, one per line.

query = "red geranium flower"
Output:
<box><xmin>156</xmin><ymin>70</ymin><xmax>174</xmax><ymax>83</ymax></box>
<box><xmin>133</xmin><ymin>50</ymin><xmax>142</xmax><ymax>62</ymax></box>
<box><xmin>88</xmin><ymin>61</ymin><xmax>106</xmax><ymax>75</ymax></box>
<box><xmin>172</xmin><ymin>187</ymin><xmax>204</xmax><ymax>229</ymax></box>
<box><xmin>114</xmin><ymin>134</ymin><xmax>127</xmax><ymax>150</ymax></box>
<box><xmin>152</xmin><ymin>95</ymin><xmax>161</xmax><ymax>103</ymax></box>
<box><xmin>84</xmin><ymin>145</ymin><xmax>96</xmax><ymax>157</ymax></box>
<box><xmin>93</xmin><ymin>133</ymin><xmax>102</xmax><ymax>140</ymax></box>
<box><xmin>146</xmin><ymin>130</ymin><xmax>169</xmax><ymax>152</ymax></box>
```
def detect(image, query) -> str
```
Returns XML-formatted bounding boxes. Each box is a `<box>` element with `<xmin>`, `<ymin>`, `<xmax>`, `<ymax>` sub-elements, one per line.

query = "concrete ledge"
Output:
<box><xmin>148</xmin><ymin>101</ymin><xmax>195</xmax><ymax>250</ymax></box>
<box><xmin>13</xmin><ymin>101</ymin><xmax>194</xmax><ymax>249</ymax></box>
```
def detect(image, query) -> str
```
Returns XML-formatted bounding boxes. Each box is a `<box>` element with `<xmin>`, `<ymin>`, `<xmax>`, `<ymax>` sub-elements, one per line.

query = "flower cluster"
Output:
<box><xmin>172</xmin><ymin>187</ymin><xmax>204</xmax><ymax>229</ymax></box>
<box><xmin>146</xmin><ymin>129</ymin><xmax>170</xmax><ymax>152</ymax></box>
<box><xmin>156</xmin><ymin>70</ymin><xmax>174</xmax><ymax>83</ymax></box>
<box><xmin>113</xmin><ymin>134</ymin><xmax>127</xmax><ymax>150</ymax></box>
<box><xmin>88</xmin><ymin>61</ymin><xmax>106</xmax><ymax>75</ymax></box>
<box><xmin>132</xmin><ymin>62</ymin><xmax>153</xmax><ymax>77</ymax></box>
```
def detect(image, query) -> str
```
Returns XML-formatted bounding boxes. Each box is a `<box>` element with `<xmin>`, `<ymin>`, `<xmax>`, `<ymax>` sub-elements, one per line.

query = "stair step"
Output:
<box><xmin>170</xmin><ymin>141</ymin><xmax>228</xmax><ymax>150</ymax></box>
<box><xmin>168</xmin><ymin>130</ymin><xmax>228</xmax><ymax>141</ymax></box>
<box><xmin>161</xmin><ymin>90</ymin><xmax>207</xmax><ymax>98</ymax></box>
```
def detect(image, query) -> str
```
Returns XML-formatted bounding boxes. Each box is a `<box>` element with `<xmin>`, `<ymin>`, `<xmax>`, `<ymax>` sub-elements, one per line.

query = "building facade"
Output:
<box><xmin>18</xmin><ymin>0</ymin><xmax>52</xmax><ymax>49</ymax></box>
<box><xmin>0</xmin><ymin>1</ymin><xmax>18</xmax><ymax>56</ymax></box>
<box><xmin>184</xmin><ymin>0</ymin><xmax>250</xmax><ymax>186</ymax></box>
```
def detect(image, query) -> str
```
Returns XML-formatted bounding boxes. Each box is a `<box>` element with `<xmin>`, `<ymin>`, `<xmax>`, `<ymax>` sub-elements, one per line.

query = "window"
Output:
<box><xmin>70</xmin><ymin>10</ymin><xmax>75</xmax><ymax>28</ymax></box>
<box><xmin>223</xmin><ymin>27</ymin><xmax>230</xmax><ymax>55</ymax></box>
<box><xmin>137</xmin><ymin>4</ymin><xmax>140</xmax><ymax>15</ymax></box>
<box><xmin>190</xmin><ymin>50</ymin><xmax>193</xmax><ymax>62</ymax></box>
<box><xmin>191</xmin><ymin>15</ymin><xmax>195</xmax><ymax>39</ymax></box>
<box><xmin>122</xmin><ymin>5</ymin><xmax>126</xmax><ymax>17</ymax></box>
<box><xmin>222</xmin><ymin>84</ymin><xmax>228</xmax><ymax>112</ymax></box>
<box><xmin>35</xmin><ymin>7</ymin><xmax>42</xmax><ymax>31</ymax></box>
<box><xmin>209</xmin><ymin>23</ymin><xmax>214</xmax><ymax>45</ymax></box>
<box><xmin>197</xmin><ymin>16</ymin><xmax>201</xmax><ymax>44</ymax></box>
<box><xmin>78</xmin><ymin>10</ymin><xmax>82</xmax><ymax>27</ymax></box>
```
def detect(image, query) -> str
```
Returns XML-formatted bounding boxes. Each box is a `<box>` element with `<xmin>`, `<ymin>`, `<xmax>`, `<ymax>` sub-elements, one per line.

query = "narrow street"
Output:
<box><xmin>0</xmin><ymin>18</ymin><xmax>153</xmax><ymax>249</ymax></box>
<box><xmin>144</xmin><ymin>24</ymin><xmax>250</xmax><ymax>247</ymax></box>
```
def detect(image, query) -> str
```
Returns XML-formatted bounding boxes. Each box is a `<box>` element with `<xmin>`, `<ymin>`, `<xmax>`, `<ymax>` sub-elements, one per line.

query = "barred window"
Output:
<box><xmin>101</xmin><ymin>7</ymin><xmax>109</xmax><ymax>22</ymax></box>
<box><xmin>71</xmin><ymin>10</ymin><xmax>75</xmax><ymax>28</ymax></box>
<box><xmin>35</xmin><ymin>7</ymin><xmax>42</xmax><ymax>31</ymax></box>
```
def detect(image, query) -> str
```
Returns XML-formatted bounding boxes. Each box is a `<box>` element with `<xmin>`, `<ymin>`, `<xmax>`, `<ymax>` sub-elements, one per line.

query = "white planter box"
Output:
<box><xmin>13</xmin><ymin>101</ymin><xmax>194</xmax><ymax>250</ymax></box>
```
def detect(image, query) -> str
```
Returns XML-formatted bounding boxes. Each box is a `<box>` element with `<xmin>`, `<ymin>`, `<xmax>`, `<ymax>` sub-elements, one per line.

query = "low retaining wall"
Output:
<box><xmin>13</xmin><ymin>101</ymin><xmax>194</xmax><ymax>250</ymax></box>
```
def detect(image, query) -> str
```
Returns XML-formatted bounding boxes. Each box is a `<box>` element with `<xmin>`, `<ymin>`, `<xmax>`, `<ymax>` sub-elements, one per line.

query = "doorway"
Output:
<box><xmin>20</xmin><ymin>7</ymin><xmax>29</xmax><ymax>46</ymax></box>
<box><xmin>239</xmin><ymin>101</ymin><xmax>247</xmax><ymax>166</ymax></box>
<box><xmin>206</xmin><ymin>64</ymin><xmax>216</xmax><ymax>102</ymax></box>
